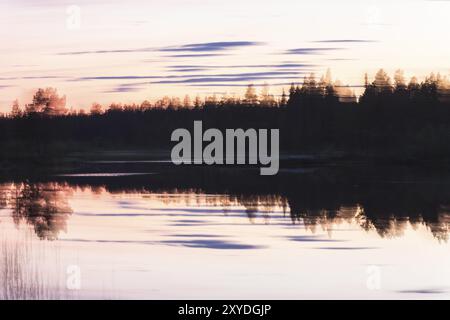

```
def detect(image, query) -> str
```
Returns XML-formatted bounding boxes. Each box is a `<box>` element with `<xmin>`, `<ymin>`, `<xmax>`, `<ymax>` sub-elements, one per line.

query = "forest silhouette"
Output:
<box><xmin>1</xmin><ymin>69</ymin><xmax>450</xmax><ymax>163</ymax></box>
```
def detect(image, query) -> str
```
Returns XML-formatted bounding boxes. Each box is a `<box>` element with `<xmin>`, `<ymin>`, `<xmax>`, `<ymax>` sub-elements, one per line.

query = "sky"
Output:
<box><xmin>0</xmin><ymin>0</ymin><xmax>449</xmax><ymax>111</ymax></box>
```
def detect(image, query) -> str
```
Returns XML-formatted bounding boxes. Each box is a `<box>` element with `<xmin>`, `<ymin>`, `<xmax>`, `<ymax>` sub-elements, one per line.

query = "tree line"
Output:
<box><xmin>1</xmin><ymin>69</ymin><xmax>450</xmax><ymax>162</ymax></box>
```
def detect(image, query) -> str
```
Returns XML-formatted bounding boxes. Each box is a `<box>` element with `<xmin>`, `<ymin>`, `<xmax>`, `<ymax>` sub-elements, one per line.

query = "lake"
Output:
<box><xmin>1</xmin><ymin>161</ymin><xmax>449</xmax><ymax>299</ymax></box>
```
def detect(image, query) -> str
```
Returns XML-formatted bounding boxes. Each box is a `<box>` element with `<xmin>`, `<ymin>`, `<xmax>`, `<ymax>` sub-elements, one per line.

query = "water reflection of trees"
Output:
<box><xmin>6</xmin><ymin>182</ymin><xmax>73</xmax><ymax>240</ymax></box>
<box><xmin>45</xmin><ymin>165</ymin><xmax>450</xmax><ymax>240</ymax></box>
<box><xmin>1</xmin><ymin>166</ymin><xmax>450</xmax><ymax>240</ymax></box>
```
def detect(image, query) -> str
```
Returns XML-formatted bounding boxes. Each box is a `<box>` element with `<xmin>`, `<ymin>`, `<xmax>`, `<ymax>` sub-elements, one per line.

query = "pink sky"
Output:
<box><xmin>0</xmin><ymin>0</ymin><xmax>449</xmax><ymax>111</ymax></box>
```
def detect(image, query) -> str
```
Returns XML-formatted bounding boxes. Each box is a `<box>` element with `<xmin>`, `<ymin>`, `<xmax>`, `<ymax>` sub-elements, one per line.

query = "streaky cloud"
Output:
<box><xmin>153</xmin><ymin>75</ymin><xmax>303</xmax><ymax>84</ymax></box>
<box><xmin>71</xmin><ymin>71</ymin><xmax>305</xmax><ymax>82</ymax></box>
<box><xmin>21</xmin><ymin>75</ymin><xmax>66</xmax><ymax>79</ymax></box>
<box><xmin>57</xmin><ymin>47</ymin><xmax>155</xmax><ymax>55</ymax></box>
<box><xmin>169</xmin><ymin>68</ymin><xmax>208</xmax><ymax>72</ymax></box>
<box><xmin>286</xmin><ymin>236</ymin><xmax>345</xmax><ymax>242</ymax></box>
<box><xmin>285</xmin><ymin>47</ymin><xmax>343</xmax><ymax>55</ymax></box>
<box><xmin>104</xmin><ymin>83</ymin><xmax>146</xmax><ymax>93</ymax></box>
<box><xmin>187</xmin><ymin>82</ymin><xmax>301</xmax><ymax>87</ymax></box>
<box><xmin>164</xmin><ymin>53</ymin><xmax>228</xmax><ymax>58</ymax></box>
<box><xmin>57</xmin><ymin>41</ymin><xmax>262</xmax><ymax>56</ymax></box>
<box><xmin>396</xmin><ymin>288</ymin><xmax>446</xmax><ymax>295</ymax></box>
<box><xmin>168</xmin><ymin>63</ymin><xmax>314</xmax><ymax>71</ymax></box>
<box><xmin>73</xmin><ymin>75</ymin><xmax>163</xmax><ymax>81</ymax></box>
<box><xmin>199</xmin><ymin>71</ymin><xmax>304</xmax><ymax>77</ymax></box>
<box><xmin>1</xmin><ymin>76</ymin><xmax>66</xmax><ymax>81</ymax></box>
<box><xmin>161</xmin><ymin>239</ymin><xmax>265</xmax><ymax>250</ymax></box>
<box><xmin>160</xmin><ymin>41</ymin><xmax>264</xmax><ymax>52</ymax></box>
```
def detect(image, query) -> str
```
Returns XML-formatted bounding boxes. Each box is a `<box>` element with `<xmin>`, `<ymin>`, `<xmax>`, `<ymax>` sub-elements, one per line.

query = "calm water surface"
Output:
<box><xmin>1</xmin><ymin>165</ymin><xmax>449</xmax><ymax>299</ymax></box>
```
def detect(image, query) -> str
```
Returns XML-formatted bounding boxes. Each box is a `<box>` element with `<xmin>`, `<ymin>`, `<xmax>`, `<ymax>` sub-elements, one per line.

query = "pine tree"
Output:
<box><xmin>11</xmin><ymin>99</ymin><xmax>21</xmax><ymax>118</ymax></box>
